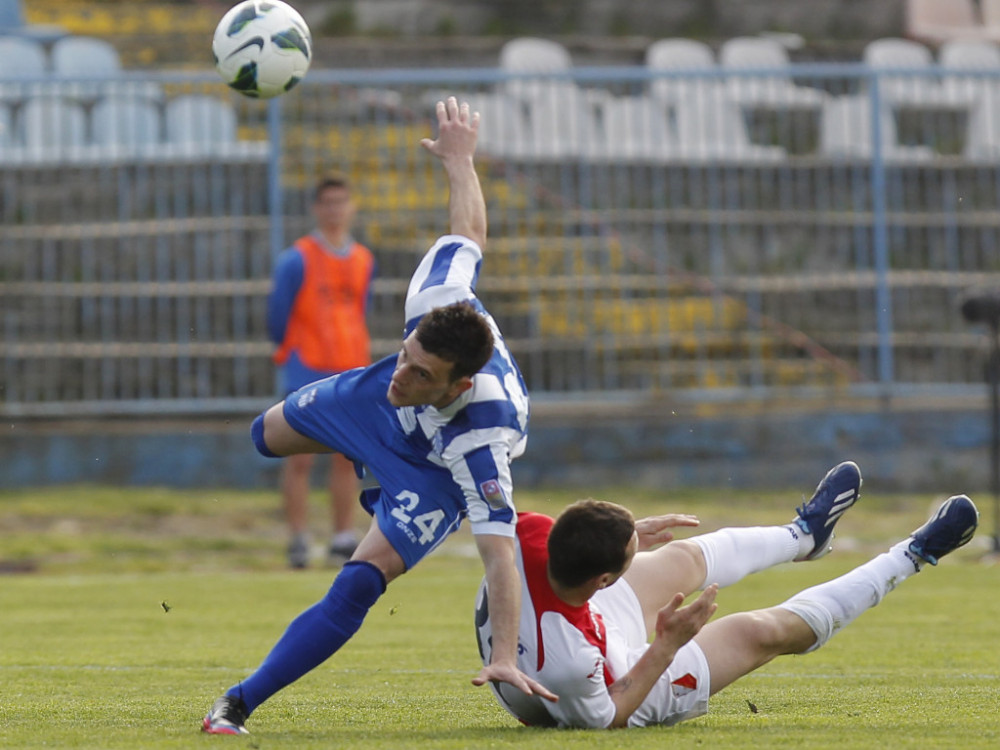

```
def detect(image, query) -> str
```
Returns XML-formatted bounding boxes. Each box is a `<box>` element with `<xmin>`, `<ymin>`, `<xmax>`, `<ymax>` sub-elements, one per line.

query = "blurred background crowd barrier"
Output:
<box><xmin>3</xmin><ymin>32</ymin><xmax>1000</xmax><ymax>419</ymax></box>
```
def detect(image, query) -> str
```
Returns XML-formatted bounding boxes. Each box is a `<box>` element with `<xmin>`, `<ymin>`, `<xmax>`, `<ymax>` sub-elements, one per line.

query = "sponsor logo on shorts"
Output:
<box><xmin>670</xmin><ymin>672</ymin><xmax>698</xmax><ymax>697</ymax></box>
<box><xmin>479</xmin><ymin>479</ymin><xmax>506</xmax><ymax>509</ymax></box>
<box><xmin>396</xmin><ymin>520</ymin><xmax>417</xmax><ymax>544</ymax></box>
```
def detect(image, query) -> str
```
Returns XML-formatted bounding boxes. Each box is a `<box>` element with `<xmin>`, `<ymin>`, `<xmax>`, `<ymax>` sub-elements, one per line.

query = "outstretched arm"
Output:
<box><xmin>471</xmin><ymin>533</ymin><xmax>558</xmax><ymax>701</ymax></box>
<box><xmin>606</xmin><ymin>585</ymin><xmax>718</xmax><ymax>728</ymax></box>
<box><xmin>420</xmin><ymin>96</ymin><xmax>486</xmax><ymax>248</ymax></box>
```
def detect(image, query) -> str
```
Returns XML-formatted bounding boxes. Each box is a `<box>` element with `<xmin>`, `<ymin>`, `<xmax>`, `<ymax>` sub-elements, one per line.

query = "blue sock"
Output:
<box><xmin>226</xmin><ymin>560</ymin><xmax>386</xmax><ymax>714</ymax></box>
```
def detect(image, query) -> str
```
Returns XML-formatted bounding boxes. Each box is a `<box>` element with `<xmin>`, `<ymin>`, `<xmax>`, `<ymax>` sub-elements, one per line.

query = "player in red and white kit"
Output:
<box><xmin>476</xmin><ymin>462</ymin><xmax>979</xmax><ymax>729</ymax></box>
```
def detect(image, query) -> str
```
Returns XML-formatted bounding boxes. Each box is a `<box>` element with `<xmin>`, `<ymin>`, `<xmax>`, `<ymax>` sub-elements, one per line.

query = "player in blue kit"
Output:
<box><xmin>202</xmin><ymin>96</ymin><xmax>556</xmax><ymax>735</ymax></box>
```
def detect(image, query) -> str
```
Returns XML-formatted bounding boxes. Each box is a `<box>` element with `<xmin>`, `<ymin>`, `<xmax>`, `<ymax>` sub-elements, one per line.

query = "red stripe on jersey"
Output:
<box><xmin>516</xmin><ymin>512</ymin><xmax>614</xmax><ymax>686</ymax></box>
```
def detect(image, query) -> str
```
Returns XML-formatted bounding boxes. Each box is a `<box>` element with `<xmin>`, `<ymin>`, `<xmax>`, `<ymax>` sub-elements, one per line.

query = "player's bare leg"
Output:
<box><xmin>282</xmin><ymin>453</ymin><xmax>315</xmax><ymax>568</ymax></box>
<box><xmin>327</xmin><ymin>452</ymin><xmax>360</xmax><ymax>564</ymax></box>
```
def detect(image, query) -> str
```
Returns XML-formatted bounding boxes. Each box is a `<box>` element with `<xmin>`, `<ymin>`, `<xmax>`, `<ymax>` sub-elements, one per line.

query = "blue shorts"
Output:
<box><xmin>281</xmin><ymin>356</ymin><xmax>468</xmax><ymax>570</ymax></box>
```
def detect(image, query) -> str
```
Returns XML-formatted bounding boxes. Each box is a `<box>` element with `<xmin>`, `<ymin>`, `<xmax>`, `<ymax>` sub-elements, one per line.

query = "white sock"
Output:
<box><xmin>694</xmin><ymin>525</ymin><xmax>804</xmax><ymax>589</ymax></box>
<box><xmin>777</xmin><ymin>541</ymin><xmax>922</xmax><ymax>652</ymax></box>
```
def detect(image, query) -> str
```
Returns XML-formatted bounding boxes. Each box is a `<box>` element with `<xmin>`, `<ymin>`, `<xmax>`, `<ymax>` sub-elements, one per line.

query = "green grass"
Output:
<box><xmin>1</xmin><ymin>483</ymin><xmax>1000</xmax><ymax>748</ymax></box>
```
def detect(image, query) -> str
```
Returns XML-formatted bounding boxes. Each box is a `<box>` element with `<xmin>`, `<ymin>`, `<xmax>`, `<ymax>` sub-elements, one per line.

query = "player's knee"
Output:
<box><xmin>746</xmin><ymin>608</ymin><xmax>810</xmax><ymax>655</ymax></box>
<box><xmin>322</xmin><ymin>560</ymin><xmax>387</xmax><ymax>615</ymax></box>
<box><xmin>668</xmin><ymin>539</ymin><xmax>708</xmax><ymax>584</ymax></box>
<box><xmin>251</xmin><ymin>412</ymin><xmax>279</xmax><ymax>458</ymax></box>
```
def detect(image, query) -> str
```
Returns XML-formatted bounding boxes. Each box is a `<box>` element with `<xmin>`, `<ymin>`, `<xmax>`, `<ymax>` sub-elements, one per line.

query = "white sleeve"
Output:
<box><xmin>404</xmin><ymin>234</ymin><xmax>482</xmax><ymax>326</ymax></box>
<box><xmin>539</xmin><ymin>614</ymin><xmax>618</xmax><ymax>729</ymax></box>
<box><xmin>447</xmin><ymin>440</ymin><xmax>517</xmax><ymax>538</ymax></box>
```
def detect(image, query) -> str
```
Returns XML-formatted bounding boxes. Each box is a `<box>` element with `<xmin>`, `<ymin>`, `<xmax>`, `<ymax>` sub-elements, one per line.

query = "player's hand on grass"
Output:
<box><xmin>472</xmin><ymin>662</ymin><xmax>559</xmax><ymax>702</ymax></box>
<box><xmin>634</xmin><ymin>513</ymin><xmax>700</xmax><ymax>551</ymax></box>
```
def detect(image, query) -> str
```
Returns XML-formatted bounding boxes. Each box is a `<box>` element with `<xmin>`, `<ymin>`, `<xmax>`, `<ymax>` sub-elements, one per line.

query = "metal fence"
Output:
<box><xmin>2</xmin><ymin>62</ymin><xmax>1000</xmax><ymax>417</ymax></box>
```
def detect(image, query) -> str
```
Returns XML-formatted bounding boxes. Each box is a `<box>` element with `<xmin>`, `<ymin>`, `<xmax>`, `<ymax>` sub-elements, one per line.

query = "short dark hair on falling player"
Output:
<box><xmin>548</xmin><ymin>500</ymin><xmax>636</xmax><ymax>588</ymax></box>
<box><xmin>414</xmin><ymin>302</ymin><xmax>494</xmax><ymax>381</ymax></box>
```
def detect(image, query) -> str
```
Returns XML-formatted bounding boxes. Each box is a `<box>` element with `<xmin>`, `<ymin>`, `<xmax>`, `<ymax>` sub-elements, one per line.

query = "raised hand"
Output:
<box><xmin>634</xmin><ymin>513</ymin><xmax>700</xmax><ymax>551</ymax></box>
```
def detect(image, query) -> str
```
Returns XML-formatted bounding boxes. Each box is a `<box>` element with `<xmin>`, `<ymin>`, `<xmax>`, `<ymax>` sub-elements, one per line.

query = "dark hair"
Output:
<box><xmin>314</xmin><ymin>174</ymin><xmax>351</xmax><ymax>201</ymax></box>
<box><xmin>414</xmin><ymin>302</ymin><xmax>494</xmax><ymax>381</ymax></box>
<box><xmin>547</xmin><ymin>500</ymin><xmax>635</xmax><ymax>588</ymax></box>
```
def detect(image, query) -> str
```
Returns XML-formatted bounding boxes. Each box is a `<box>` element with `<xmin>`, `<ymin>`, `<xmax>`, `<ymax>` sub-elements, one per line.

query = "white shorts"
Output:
<box><xmin>593</xmin><ymin>580</ymin><xmax>711</xmax><ymax>728</ymax></box>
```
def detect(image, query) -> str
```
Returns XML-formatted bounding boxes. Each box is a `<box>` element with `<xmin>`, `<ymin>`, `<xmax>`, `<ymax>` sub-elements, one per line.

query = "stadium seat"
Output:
<box><xmin>48</xmin><ymin>35</ymin><xmax>149</xmax><ymax>101</ymax></box>
<box><xmin>862</xmin><ymin>38</ymin><xmax>952</xmax><ymax>106</ymax></box>
<box><xmin>819</xmin><ymin>94</ymin><xmax>936</xmax><ymax>162</ymax></box>
<box><xmin>718</xmin><ymin>36</ymin><xmax>827</xmax><ymax>109</ymax></box>
<box><xmin>499</xmin><ymin>36</ymin><xmax>574</xmax><ymax>101</ymax></box>
<box><xmin>464</xmin><ymin>91</ymin><xmax>530</xmax><ymax>159</ymax></box>
<box><xmin>0</xmin><ymin>35</ymin><xmax>46</xmax><ymax>102</ymax></box>
<box><xmin>964</xmin><ymin>93</ymin><xmax>1000</xmax><ymax>160</ymax></box>
<box><xmin>91</xmin><ymin>94</ymin><xmax>162</xmax><ymax>155</ymax></box>
<box><xmin>940</xmin><ymin>38</ymin><xmax>1000</xmax><ymax>68</ymax></box>
<box><xmin>0</xmin><ymin>101</ymin><xmax>13</xmax><ymax>148</ymax></box>
<box><xmin>674</xmin><ymin>94</ymin><xmax>786</xmax><ymax>162</ymax></box>
<box><xmin>939</xmin><ymin>39</ymin><xmax>1000</xmax><ymax>101</ymax></box>
<box><xmin>164</xmin><ymin>94</ymin><xmax>239</xmax><ymax>157</ymax></box>
<box><xmin>51</xmin><ymin>35</ymin><xmax>120</xmax><ymax>76</ymax></box>
<box><xmin>493</xmin><ymin>37</ymin><xmax>616</xmax><ymax>160</ymax></box>
<box><xmin>645</xmin><ymin>38</ymin><xmax>718</xmax><ymax>102</ymax></box>
<box><xmin>0</xmin><ymin>34</ymin><xmax>46</xmax><ymax>77</ymax></box>
<box><xmin>906</xmin><ymin>0</ymin><xmax>985</xmax><ymax>44</ymax></box>
<box><xmin>18</xmin><ymin>95</ymin><xmax>88</xmax><ymax>157</ymax></box>
<box><xmin>599</xmin><ymin>94</ymin><xmax>677</xmax><ymax>162</ymax></box>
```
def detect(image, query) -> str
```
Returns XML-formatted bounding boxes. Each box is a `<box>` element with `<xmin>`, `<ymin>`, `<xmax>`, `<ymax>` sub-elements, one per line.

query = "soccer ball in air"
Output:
<box><xmin>212</xmin><ymin>0</ymin><xmax>312</xmax><ymax>99</ymax></box>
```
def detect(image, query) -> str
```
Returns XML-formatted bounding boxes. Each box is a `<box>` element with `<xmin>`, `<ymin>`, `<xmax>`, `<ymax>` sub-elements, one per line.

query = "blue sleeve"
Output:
<box><xmin>267</xmin><ymin>249</ymin><xmax>304</xmax><ymax>344</ymax></box>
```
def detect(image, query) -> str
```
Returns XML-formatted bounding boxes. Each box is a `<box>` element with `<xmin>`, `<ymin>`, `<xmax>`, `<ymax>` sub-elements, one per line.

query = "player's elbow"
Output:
<box><xmin>607</xmin><ymin>711</ymin><xmax>632</xmax><ymax>729</ymax></box>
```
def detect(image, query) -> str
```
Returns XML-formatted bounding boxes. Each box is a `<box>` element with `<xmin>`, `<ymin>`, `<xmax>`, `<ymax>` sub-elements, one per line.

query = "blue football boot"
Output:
<box><xmin>793</xmin><ymin>461</ymin><xmax>862</xmax><ymax>561</ymax></box>
<box><xmin>907</xmin><ymin>494</ymin><xmax>979</xmax><ymax>565</ymax></box>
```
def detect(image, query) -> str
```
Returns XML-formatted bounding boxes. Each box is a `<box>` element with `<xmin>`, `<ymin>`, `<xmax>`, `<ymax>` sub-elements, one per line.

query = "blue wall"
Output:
<box><xmin>2</xmin><ymin>402</ymin><xmax>993</xmax><ymax>494</ymax></box>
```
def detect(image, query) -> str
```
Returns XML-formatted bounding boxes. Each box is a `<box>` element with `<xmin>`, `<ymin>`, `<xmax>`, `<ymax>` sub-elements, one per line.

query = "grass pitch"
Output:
<box><xmin>1</xmin><ymin>482</ymin><xmax>999</xmax><ymax>748</ymax></box>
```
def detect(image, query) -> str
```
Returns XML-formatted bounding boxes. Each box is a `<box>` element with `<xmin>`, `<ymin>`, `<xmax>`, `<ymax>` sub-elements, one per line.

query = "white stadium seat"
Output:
<box><xmin>165</xmin><ymin>95</ymin><xmax>237</xmax><ymax>146</ymax></box>
<box><xmin>0</xmin><ymin>102</ymin><xmax>13</xmax><ymax>148</ymax></box>
<box><xmin>499</xmin><ymin>36</ymin><xmax>574</xmax><ymax>101</ymax></box>
<box><xmin>645</xmin><ymin>38</ymin><xmax>718</xmax><ymax>102</ymax></box>
<box><xmin>50</xmin><ymin>35</ymin><xmax>121</xmax><ymax>76</ymax></box>
<box><xmin>674</xmin><ymin>94</ymin><xmax>786</xmax><ymax>162</ymax></box>
<box><xmin>718</xmin><ymin>36</ymin><xmax>826</xmax><ymax>109</ymax></box>
<box><xmin>0</xmin><ymin>35</ymin><xmax>47</xmax><ymax>102</ymax></box>
<box><xmin>0</xmin><ymin>34</ymin><xmax>46</xmax><ymax>78</ymax></box>
<box><xmin>91</xmin><ymin>95</ymin><xmax>162</xmax><ymax>152</ymax></box>
<box><xmin>820</xmin><ymin>94</ymin><xmax>936</xmax><ymax>162</ymax></box>
<box><xmin>862</xmin><ymin>38</ymin><xmax>952</xmax><ymax>106</ymax></box>
<box><xmin>600</xmin><ymin>95</ymin><xmax>677</xmax><ymax>162</ymax></box>
<box><xmin>939</xmin><ymin>39</ymin><xmax>1000</xmax><ymax>101</ymax></box>
<box><xmin>18</xmin><ymin>96</ymin><xmax>87</xmax><ymax>157</ymax></box>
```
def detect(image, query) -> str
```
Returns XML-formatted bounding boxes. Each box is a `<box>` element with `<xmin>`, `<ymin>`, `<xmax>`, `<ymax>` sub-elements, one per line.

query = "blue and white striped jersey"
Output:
<box><xmin>397</xmin><ymin>234</ymin><xmax>529</xmax><ymax>537</ymax></box>
<box><xmin>279</xmin><ymin>234</ymin><xmax>528</xmax><ymax>550</ymax></box>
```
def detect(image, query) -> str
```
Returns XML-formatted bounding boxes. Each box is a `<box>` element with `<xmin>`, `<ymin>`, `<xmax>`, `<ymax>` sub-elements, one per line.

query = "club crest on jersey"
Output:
<box><xmin>478</xmin><ymin>478</ymin><xmax>506</xmax><ymax>509</ymax></box>
<box><xmin>586</xmin><ymin>657</ymin><xmax>605</xmax><ymax>681</ymax></box>
<box><xmin>670</xmin><ymin>672</ymin><xmax>698</xmax><ymax>697</ymax></box>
